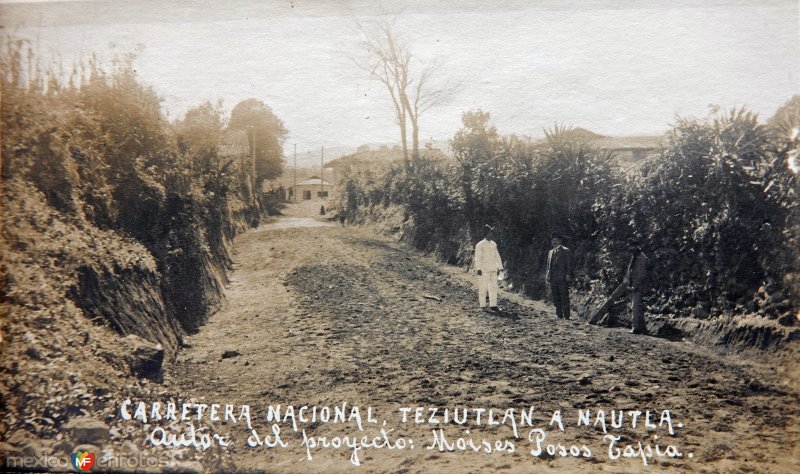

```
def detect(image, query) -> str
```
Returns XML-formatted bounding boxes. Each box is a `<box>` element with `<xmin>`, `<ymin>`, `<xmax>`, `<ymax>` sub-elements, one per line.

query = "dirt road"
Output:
<box><xmin>166</xmin><ymin>203</ymin><xmax>799</xmax><ymax>473</ymax></box>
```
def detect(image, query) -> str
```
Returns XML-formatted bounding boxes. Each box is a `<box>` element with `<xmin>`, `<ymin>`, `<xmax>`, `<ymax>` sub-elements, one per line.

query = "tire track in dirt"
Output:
<box><xmin>166</xmin><ymin>207</ymin><xmax>799</xmax><ymax>473</ymax></box>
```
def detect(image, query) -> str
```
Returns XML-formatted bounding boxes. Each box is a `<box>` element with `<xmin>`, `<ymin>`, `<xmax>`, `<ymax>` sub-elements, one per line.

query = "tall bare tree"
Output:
<box><xmin>350</xmin><ymin>19</ymin><xmax>454</xmax><ymax>169</ymax></box>
<box><xmin>405</xmin><ymin>57</ymin><xmax>449</xmax><ymax>163</ymax></box>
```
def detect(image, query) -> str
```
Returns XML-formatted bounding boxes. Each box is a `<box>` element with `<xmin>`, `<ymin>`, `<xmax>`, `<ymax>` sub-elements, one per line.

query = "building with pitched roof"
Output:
<box><xmin>555</xmin><ymin>127</ymin><xmax>666</xmax><ymax>170</ymax></box>
<box><xmin>293</xmin><ymin>176</ymin><xmax>334</xmax><ymax>201</ymax></box>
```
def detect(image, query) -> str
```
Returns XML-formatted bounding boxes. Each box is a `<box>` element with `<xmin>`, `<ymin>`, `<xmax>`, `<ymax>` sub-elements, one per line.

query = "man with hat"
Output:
<box><xmin>545</xmin><ymin>235</ymin><xmax>573</xmax><ymax>319</ymax></box>
<box><xmin>625</xmin><ymin>237</ymin><xmax>651</xmax><ymax>334</ymax></box>
<box><xmin>474</xmin><ymin>225</ymin><xmax>504</xmax><ymax>311</ymax></box>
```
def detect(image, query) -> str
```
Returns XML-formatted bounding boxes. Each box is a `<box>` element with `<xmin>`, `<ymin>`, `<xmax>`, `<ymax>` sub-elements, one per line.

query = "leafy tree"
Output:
<box><xmin>78</xmin><ymin>63</ymin><xmax>170</xmax><ymax>179</ymax></box>
<box><xmin>765</xmin><ymin>96</ymin><xmax>800</xmax><ymax>311</ymax></box>
<box><xmin>177</xmin><ymin>100</ymin><xmax>224</xmax><ymax>156</ymax></box>
<box><xmin>767</xmin><ymin>94</ymin><xmax>800</xmax><ymax>133</ymax></box>
<box><xmin>228</xmin><ymin>98</ymin><xmax>287</xmax><ymax>186</ymax></box>
<box><xmin>451</xmin><ymin>110</ymin><xmax>501</xmax><ymax>234</ymax></box>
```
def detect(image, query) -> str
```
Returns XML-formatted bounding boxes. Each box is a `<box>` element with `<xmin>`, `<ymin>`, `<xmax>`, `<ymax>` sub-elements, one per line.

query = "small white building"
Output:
<box><xmin>293</xmin><ymin>176</ymin><xmax>333</xmax><ymax>201</ymax></box>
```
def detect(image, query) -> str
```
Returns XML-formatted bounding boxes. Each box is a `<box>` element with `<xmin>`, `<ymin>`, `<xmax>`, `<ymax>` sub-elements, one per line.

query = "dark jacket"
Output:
<box><xmin>546</xmin><ymin>245</ymin><xmax>573</xmax><ymax>284</ymax></box>
<box><xmin>625</xmin><ymin>251</ymin><xmax>650</xmax><ymax>291</ymax></box>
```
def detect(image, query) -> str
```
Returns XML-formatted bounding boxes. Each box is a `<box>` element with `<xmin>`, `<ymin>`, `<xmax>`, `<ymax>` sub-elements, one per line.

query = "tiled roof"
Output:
<box><xmin>219</xmin><ymin>129</ymin><xmax>249</xmax><ymax>157</ymax></box>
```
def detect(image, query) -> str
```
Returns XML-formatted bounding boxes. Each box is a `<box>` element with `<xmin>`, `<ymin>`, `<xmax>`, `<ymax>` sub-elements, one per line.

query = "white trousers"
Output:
<box><xmin>477</xmin><ymin>271</ymin><xmax>498</xmax><ymax>307</ymax></box>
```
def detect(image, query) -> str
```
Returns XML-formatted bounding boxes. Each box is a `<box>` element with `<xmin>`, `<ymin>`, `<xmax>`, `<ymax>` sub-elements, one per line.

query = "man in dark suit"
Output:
<box><xmin>545</xmin><ymin>236</ymin><xmax>573</xmax><ymax>319</ymax></box>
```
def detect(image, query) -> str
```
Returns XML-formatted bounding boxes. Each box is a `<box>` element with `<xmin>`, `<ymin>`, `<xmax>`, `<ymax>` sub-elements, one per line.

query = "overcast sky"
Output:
<box><xmin>1</xmin><ymin>0</ymin><xmax>798</xmax><ymax>154</ymax></box>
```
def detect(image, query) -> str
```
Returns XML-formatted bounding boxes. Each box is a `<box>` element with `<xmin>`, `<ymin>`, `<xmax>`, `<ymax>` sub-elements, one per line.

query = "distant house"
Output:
<box><xmin>552</xmin><ymin>128</ymin><xmax>665</xmax><ymax>170</ymax></box>
<box><xmin>327</xmin><ymin>145</ymin><xmax>448</xmax><ymax>185</ymax></box>
<box><xmin>326</xmin><ymin>147</ymin><xmax>405</xmax><ymax>172</ymax></box>
<box><xmin>293</xmin><ymin>176</ymin><xmax>334</xmax><ymax>201</ymax></box>
<box><xmin>591</xmin><ymin>135</ymin><xmax>665</xmax><ymax>168</ymax></box>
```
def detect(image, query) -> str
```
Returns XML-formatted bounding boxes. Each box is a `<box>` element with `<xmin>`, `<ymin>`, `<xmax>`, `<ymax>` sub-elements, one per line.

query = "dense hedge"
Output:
<box><xmin>335</xmin><ymin>105</ymin><xmax>800</xmax><ymax>321</ymax></box>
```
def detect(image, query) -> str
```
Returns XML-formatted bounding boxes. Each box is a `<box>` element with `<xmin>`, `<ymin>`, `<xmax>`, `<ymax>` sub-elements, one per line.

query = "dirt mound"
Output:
<box><xmin>674</xmin><ymin>314</ymin><xmax>800</xmax><ymax>351</ymax></box>
<box><xmin>575</xmin><ymin>285</ymin><xmax>799</xmax><ymax>350</ymax></box>
<box><xmin>2</xmin><ymin>179</ymin><xmax>184</xmax><ymax>353</ymax></box>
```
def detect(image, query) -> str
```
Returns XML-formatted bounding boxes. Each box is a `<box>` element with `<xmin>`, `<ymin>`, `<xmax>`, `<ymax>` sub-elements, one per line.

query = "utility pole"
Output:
<box><xmin>321</xmin><ymin>145</ymin><xmax>324</xmax><ymax>195</ymax></box>
<box><xmin>250</xmin><ymin>126</ymin><xmax>257</xmax><ymax>207</ymax></box>
<box><xmin>293</xmin><ymin>143</ymin><xmax>297</xmax><ymax>202</ymax></box>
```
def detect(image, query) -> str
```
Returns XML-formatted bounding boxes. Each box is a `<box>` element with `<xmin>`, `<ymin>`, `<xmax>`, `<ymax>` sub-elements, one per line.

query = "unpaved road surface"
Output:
<box><xmin>166</xmin><ymin>203</ymin><xmax>800</xmax><ymax>473</ymax></box>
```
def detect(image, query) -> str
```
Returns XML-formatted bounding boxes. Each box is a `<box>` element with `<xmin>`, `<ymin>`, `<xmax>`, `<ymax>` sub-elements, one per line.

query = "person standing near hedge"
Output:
<box><xmin>474</xmin><ymin>225</ymin><xmax>504</xmax><ymax>311</ymax></box>
<box><xmin>626</xmin><ymin>238</ymin><xmax>651</xmax><ymax>334</ymax></box>
<box><xmin>545</xmin><ymin>235</ymin><xmax>573</xmax><ymax>319</ymax></box>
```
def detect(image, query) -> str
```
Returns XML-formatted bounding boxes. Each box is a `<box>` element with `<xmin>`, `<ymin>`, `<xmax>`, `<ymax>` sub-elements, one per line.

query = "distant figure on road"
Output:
<box><xmin>545</xmin><ymin>236</ymin><xmax>573</xmax><ymax>319</ymax></box>
<box><xmin>320</xmin><ymin>204</ymin><xmax>326</xmax><ymax>215</ymax></box>
<box><xmin>626</xmin><ymin>238</ymin><xmax>651</xmax><ymax>334</ymax></box>
<box><xmin>474</xmin><ymin>225</ymin><xmax>504</xmax><ymax>311</ymax></box>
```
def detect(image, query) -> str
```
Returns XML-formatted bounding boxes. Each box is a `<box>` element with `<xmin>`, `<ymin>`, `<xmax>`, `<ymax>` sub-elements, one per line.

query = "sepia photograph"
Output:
<box><xmin>1</xmin><ymin>0</ymin><xmax>798</xmax><ymax>472</ymax></box>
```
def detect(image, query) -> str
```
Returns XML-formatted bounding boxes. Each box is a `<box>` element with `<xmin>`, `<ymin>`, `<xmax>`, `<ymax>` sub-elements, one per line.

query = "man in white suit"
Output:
<box><xmin>474</xmin><ymin>225</ymin><xmax>504</xmax><ymax>311</ymax></box>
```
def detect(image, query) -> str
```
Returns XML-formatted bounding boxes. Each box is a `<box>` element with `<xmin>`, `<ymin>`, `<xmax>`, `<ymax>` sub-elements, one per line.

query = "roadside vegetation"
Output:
<box><xmin>1</xmin><ymin>38</ymin><xmax>287</xmax><ymax>336</ymax></box>
<box><xmin>335</xmin><ymin>102</ymin><xmax>800</xmax><ymax>327</ymax></box>
<box><xmin>0</xmin><ymin>38</ymin><xmax>286</xmax><ymax>449</ymax></box>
